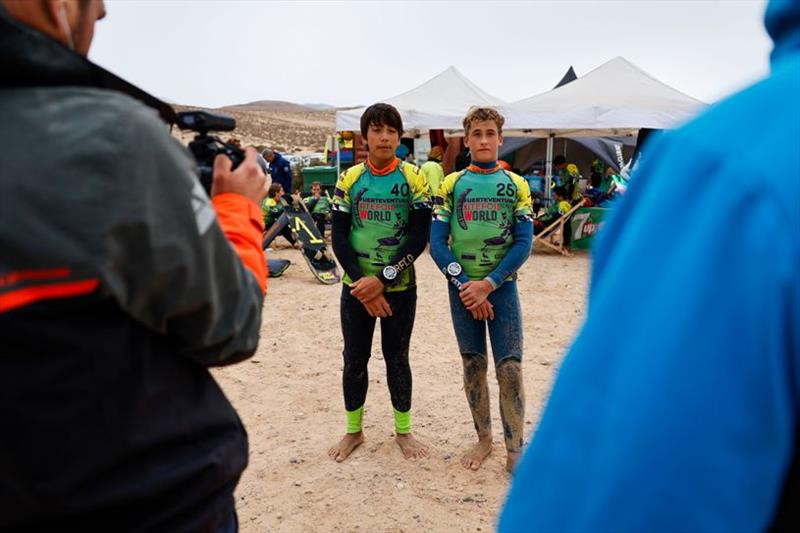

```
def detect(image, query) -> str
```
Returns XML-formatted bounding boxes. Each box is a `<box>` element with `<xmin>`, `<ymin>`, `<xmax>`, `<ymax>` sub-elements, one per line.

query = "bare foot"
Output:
<box><xmin>327</xmin><ymin>432</ymin><xmax>364</xmax><ymax>462</ymax></box>
<box><xmin>506</xmin><ymin>451</ymin><xmax>521</xmax><ymax>474</ymax></box>
<box><xmin>461</xmin><ymin>437</ymin><xmax>492</xmax><ymax>470</ymax></box>
<box><xmin>395</xmin><ymin>433</ymin><xmax>429</xmax><ymax>460</ymax></box>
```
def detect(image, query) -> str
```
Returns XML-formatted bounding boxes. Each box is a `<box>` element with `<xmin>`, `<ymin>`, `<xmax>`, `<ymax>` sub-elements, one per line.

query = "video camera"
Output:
<box><xmin>175</xmin><ymin>110</ymin><xmax>245</xmax><ymax>196</ymax></box>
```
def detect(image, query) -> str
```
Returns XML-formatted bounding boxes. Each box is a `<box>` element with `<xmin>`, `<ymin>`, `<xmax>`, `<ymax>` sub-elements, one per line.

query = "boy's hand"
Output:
<box><xmin>362</xmin><ymin>293</ymin><xmax>393</xmax><ymax>318</ymax></box>
<box><xmin>469</xmin><ymin>300</ymin><xmax>494</xmax><ymax>321</ymax></box>
<box><xmin>459</xmin><ymin>280</ymin><xmax>494</xmax><ymax>309</ymax></box>
<box><xmin>350</xmin><ymin>276</ymin><xmax>384</xmax><ymax>303</ymax></box>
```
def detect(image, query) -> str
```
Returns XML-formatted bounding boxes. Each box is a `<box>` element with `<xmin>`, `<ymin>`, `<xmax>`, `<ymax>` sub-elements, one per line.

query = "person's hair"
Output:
<box><xmin>360</xmin><ymin>103</ymin><xmax>404</xmax><ymax>139</ymax></box>
<box><xmin>553</xmin><ymin>155</ymin><xmax>567</xmax><ymax>166</ymax></box>
<box><xmin>268</xmin><ymin>183</ymin><xmax>283</xmax><ymax>198</ymax></box>
<box><xmin>263</xmin><ymin>149</ymin><xmax>275</xmax><ymax>158</ymax></box>
<box><xmin>553</xmin><ymin>186</ymin><xmax>568</xmax><ymax>199</ymax></box>
<box><xmin>311</xmin><ymin>181</ymin><xmax>321</xmax><ymax>188</ymax></box>
<box><xmin>428</xmin><ymin>146</ymin><xmax>444</xmax><ymax>161</ymax></box>
<box><xmin>462</xmin><ymin>107</ymin><xmax>504</xmax><ymax>137</ymax></box>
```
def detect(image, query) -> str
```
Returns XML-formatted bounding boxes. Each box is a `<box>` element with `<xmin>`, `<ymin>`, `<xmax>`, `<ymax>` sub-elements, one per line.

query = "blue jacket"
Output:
<box><xmin>500</xmin><ymin>1</ymin><xmax>800</xmax><ymax>532</ymax></box>
<box><xmin>269</xmin><ymin>152</ymin><xmax>293</xmax><ymax>193</ymax></box>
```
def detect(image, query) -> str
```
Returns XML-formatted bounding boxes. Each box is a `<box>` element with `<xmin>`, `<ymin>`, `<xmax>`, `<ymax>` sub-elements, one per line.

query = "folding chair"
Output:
<box><xmin>532</xmin><ymin>201</ymin><xmax>584</xmax><ymax>257</ymax></box>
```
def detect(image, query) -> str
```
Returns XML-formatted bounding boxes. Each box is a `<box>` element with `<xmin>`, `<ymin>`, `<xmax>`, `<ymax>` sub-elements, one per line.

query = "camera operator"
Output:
<box><xmin>1</xmin><ymin>1</ymin><xmax>266</xmax><ymax>531</ymax></box>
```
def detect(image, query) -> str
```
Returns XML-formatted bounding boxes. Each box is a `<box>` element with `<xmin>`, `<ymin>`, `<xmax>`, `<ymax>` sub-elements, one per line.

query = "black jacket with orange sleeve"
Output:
<box><xmin>0</xmin><ymin>9</ymin><xmax>265</xmax><ymax>531</ymax></box>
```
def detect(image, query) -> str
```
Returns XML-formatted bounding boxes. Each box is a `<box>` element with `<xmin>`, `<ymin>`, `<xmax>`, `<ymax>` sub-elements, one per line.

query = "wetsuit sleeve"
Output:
<box><xmin>331</xmin><ymin>166</ymin><xmax>369</xmax><ymax>282</ymax></box>
<box><xmin>332</xmin><ymin>210</ymin><xmax>363</xmax><ymax>283</ymax></box>
<box><xmin>372</xmin><ymin>164</ymin><xmax>432</xmax><ymax>285</ymax></box>
<box><xmin>99</xmin><ymin>106</ymin><xmax>264</xmax><ymax>367</ymax></box>
<box><xmin>485</xmin><ymin>174</ymin><xmax>533</xmax><ymax>289</ymax></box>
<box><xmin>430</xmin><ymin>173</ymin><xmax>469</xmax><ymax>284</ymax></box>
<box><xmin>429</xmin><ymin>220</ymin><xmax>470</xmax><ymax>285</ymax></box>
<box><xmin>382</xmin><ymin>207</ymin><xmax>431</xmax><ymax>285</ymax></box>
<box><xmin>332</xmin><ymin>169</ymin><xmax>354</xmax><ymax>213</ymax></box>
<box><xmin>432</xmin><ymin>172</ymin><xmax>457</xmax><ymax>223</ymax></box>
<box><xmin>500</xmin><ymin>129</ymin><xmax>800</xmax><ymax>532</ymax></box>
<box><xmin>484</xmin><ymin>220</ymin><xmax>533</xmax><ymax>289</ymax></box>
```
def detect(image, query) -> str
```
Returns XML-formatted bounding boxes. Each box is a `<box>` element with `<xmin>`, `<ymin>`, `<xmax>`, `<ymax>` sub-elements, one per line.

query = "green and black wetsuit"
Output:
<box><xmin>331</xmin><ymin>158</ymin><xmax>431</xmax><ymax>434</ymax></box>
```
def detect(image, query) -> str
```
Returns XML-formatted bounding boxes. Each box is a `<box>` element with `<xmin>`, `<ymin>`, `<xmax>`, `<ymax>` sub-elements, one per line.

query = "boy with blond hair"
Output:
<box><xmin>430</xmin><ymin>107</ymin><xmax>533</xmax><ymax>473</ymax></box>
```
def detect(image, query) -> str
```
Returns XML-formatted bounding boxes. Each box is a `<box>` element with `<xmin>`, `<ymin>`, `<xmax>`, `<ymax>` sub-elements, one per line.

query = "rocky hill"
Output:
<box><xmin>172</xmin><ymin>102</ymin><xmax>335</xmax><ymax>153</ymax></box>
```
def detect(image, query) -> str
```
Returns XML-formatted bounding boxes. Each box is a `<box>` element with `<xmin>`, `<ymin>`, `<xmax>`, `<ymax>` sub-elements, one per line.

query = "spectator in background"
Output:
<box><xmin>304</xmin><ymin>181</ymin><xmax>332</xmax><ymax>238</ymax></box>
<box><xmin>455</xmin><ymin>143</ymin><xmax>471</xmax><ymax>172</ymax></box>
<box><xmin>552</xmin><ymin>154</ymin><xmax>568</xmax><ymax>179</ymax></box>
<box><xmin>262</xmin><ymin>183</ymin><xmax>299</xmax><ymax>249</ymax></box>
<box><xmin>263</xmin><ymin>148</ymin><xmax>293</xmax><ymax>200</ymax></box>
<box><xmin>421</xmin><ymin>146</ymin><xmax>445</xmax><ymax>196</ymax></box>
<box><xmin>590</xmin><ymin>157</ymin><xmax>606</xmax><ymax>188</ymax></box>
<box><xmin>533</xmin><ymin>186</ymin><xmax>572</xmax><ymax>241</ymax></box>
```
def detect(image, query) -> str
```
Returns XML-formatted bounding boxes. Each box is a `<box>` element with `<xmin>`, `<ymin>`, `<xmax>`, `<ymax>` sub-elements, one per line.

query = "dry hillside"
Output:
<box><xmin>172</xmin><ymin>102</ymin><xmax>335</xmax><ymax>153</ymax></box>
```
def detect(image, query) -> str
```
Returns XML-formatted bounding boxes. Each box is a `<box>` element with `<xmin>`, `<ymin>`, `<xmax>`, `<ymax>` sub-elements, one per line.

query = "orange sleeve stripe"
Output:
<box><xmin>0</xmin><ymin>267</ymin><xmax>72</xmax><ymax>287</ymax></box>
<box><xmin>212</xmin><ymin>193</ymin><xmax>267</xmax><ymax>294</ymax></box>
<box><xmin>0</xmin><ymin>279</ymin><xmax>99</xmax><ymax>314</ymax></box>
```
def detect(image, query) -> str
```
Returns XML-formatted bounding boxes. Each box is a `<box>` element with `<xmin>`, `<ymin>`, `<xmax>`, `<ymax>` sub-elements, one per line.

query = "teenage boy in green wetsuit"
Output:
<box><xmin>328</xmin><ymin>103</ymin><xmax>432</xmax><ymax>462</ymax></box>
<box><xmin>430</xmin><ymin>107</ymin><xmax>534</xmax><ymax>473</ymax></box>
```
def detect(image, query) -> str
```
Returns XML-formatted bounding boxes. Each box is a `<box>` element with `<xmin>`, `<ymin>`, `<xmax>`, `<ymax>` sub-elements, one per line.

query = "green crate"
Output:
<box><xmin>302</xmin><ymin>166</ymin><xmax>338</xmax><ymax>193</ymax></box>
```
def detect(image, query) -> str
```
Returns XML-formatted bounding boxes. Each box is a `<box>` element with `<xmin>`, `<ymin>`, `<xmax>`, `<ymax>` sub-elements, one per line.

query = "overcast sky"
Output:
<box><xmin>89</xmin><ymin>0</ymin><xmax>772</xmax><ymax>108</ymax></box>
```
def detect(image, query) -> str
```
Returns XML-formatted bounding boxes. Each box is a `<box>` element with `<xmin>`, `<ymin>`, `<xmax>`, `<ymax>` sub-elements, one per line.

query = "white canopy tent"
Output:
<box><xmin>498</xmin><ymin>56</ymin><xmax>706</xmax><ymax>138</ymax></box>
<box><xmin>491</xmin><ymin>57</ymin><xmax>706</xmax><ymax>193</ymax></box>
<box><xmin>335</xmin><ymin>66</ymin><xmax>505</xmax><ymax>134</ymax></box>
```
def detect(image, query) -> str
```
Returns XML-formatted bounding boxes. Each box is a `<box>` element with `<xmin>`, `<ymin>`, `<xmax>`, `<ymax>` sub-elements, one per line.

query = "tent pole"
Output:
<box><xmin>545</xmin><ymin>133</ymin><xmax>554</xmax><ymax>202</ymax></box>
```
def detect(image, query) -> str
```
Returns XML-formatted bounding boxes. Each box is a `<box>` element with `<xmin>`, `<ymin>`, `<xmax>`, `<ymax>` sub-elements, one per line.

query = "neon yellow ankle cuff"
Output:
<box><xmin>346</xmin><ymin>405</ymin><xmax>364</xmax><ymax>434</ymax></box>
<box><xmin>394</xmin><ymin>408</ymin><xmax>411</xmax><ymax>434</ymax></box>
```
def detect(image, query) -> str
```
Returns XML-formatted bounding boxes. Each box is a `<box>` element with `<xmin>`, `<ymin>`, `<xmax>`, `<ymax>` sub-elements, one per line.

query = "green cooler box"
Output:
<box><xmin>302</xmin><ymin>166</ymin><xmax>338</xmax><ymax>194</ymax></box>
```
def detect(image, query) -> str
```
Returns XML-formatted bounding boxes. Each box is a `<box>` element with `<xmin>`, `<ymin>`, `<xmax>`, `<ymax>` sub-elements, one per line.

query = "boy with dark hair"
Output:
<box><xmin>328</xmin><ymin>103</ymin><xmax>432</xmax><ymax>462</ymax></box>
<box><xmin>430</xmin><ymin>106</ymin><xmax>533</xmax><ymax>473</ymax></box>
<box><xmin>303</xmin><ymin>181</ymin><xmax>331</xmax><ymax>237</ymax></box>
<box><xmin>534</xmin><ymin>186</ymin><xmax>573</xmax><ymax>247</ymax></box>
<box><xmin>534</xmin><ymin>186</ymin><xmax>572</xmax><ymax>233</ymax></box>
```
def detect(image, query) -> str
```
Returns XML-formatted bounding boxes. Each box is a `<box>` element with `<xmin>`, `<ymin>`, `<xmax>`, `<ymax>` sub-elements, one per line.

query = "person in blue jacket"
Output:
<box><xmin>500</xmin><ymin>1</ymin><xmax>800</xmax><ymax>531</ymax></box>
<box><xmin>263</xmin><ymin>148</ymin><xmax>293</xmax><ymax>198</ymax></box>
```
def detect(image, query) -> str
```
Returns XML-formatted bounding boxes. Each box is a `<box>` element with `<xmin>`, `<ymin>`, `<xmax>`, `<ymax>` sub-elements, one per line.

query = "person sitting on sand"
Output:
<box><xmin>430</xmin><ymin>106</ymin><xmax>534</xmax><ymax>473</ymax></box>
<box><xmin>328</xmin><ymin>103</ymin><xmax>432</xmax><ymax>463</ymax></box>
<box><xmin>534</xmin><ymin>186</ymin><xmax>571</xmax><ymax>232</ymax></box>
<box><xmin>303</xmin><ymin>181</ymin><xmax>331</xmax><ymax>238</ymax></box>
<box><xmin>263</xmin><ymin>183</ymin><xmax>299</xmax><ymax>248</ymax></box>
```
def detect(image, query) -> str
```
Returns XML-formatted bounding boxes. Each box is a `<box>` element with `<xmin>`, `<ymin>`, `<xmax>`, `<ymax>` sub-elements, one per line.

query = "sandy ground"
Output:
<box><xmin>212</xmin><ymin>246</ymin><xmax>591</xmax><ymax>532</ymax></box>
